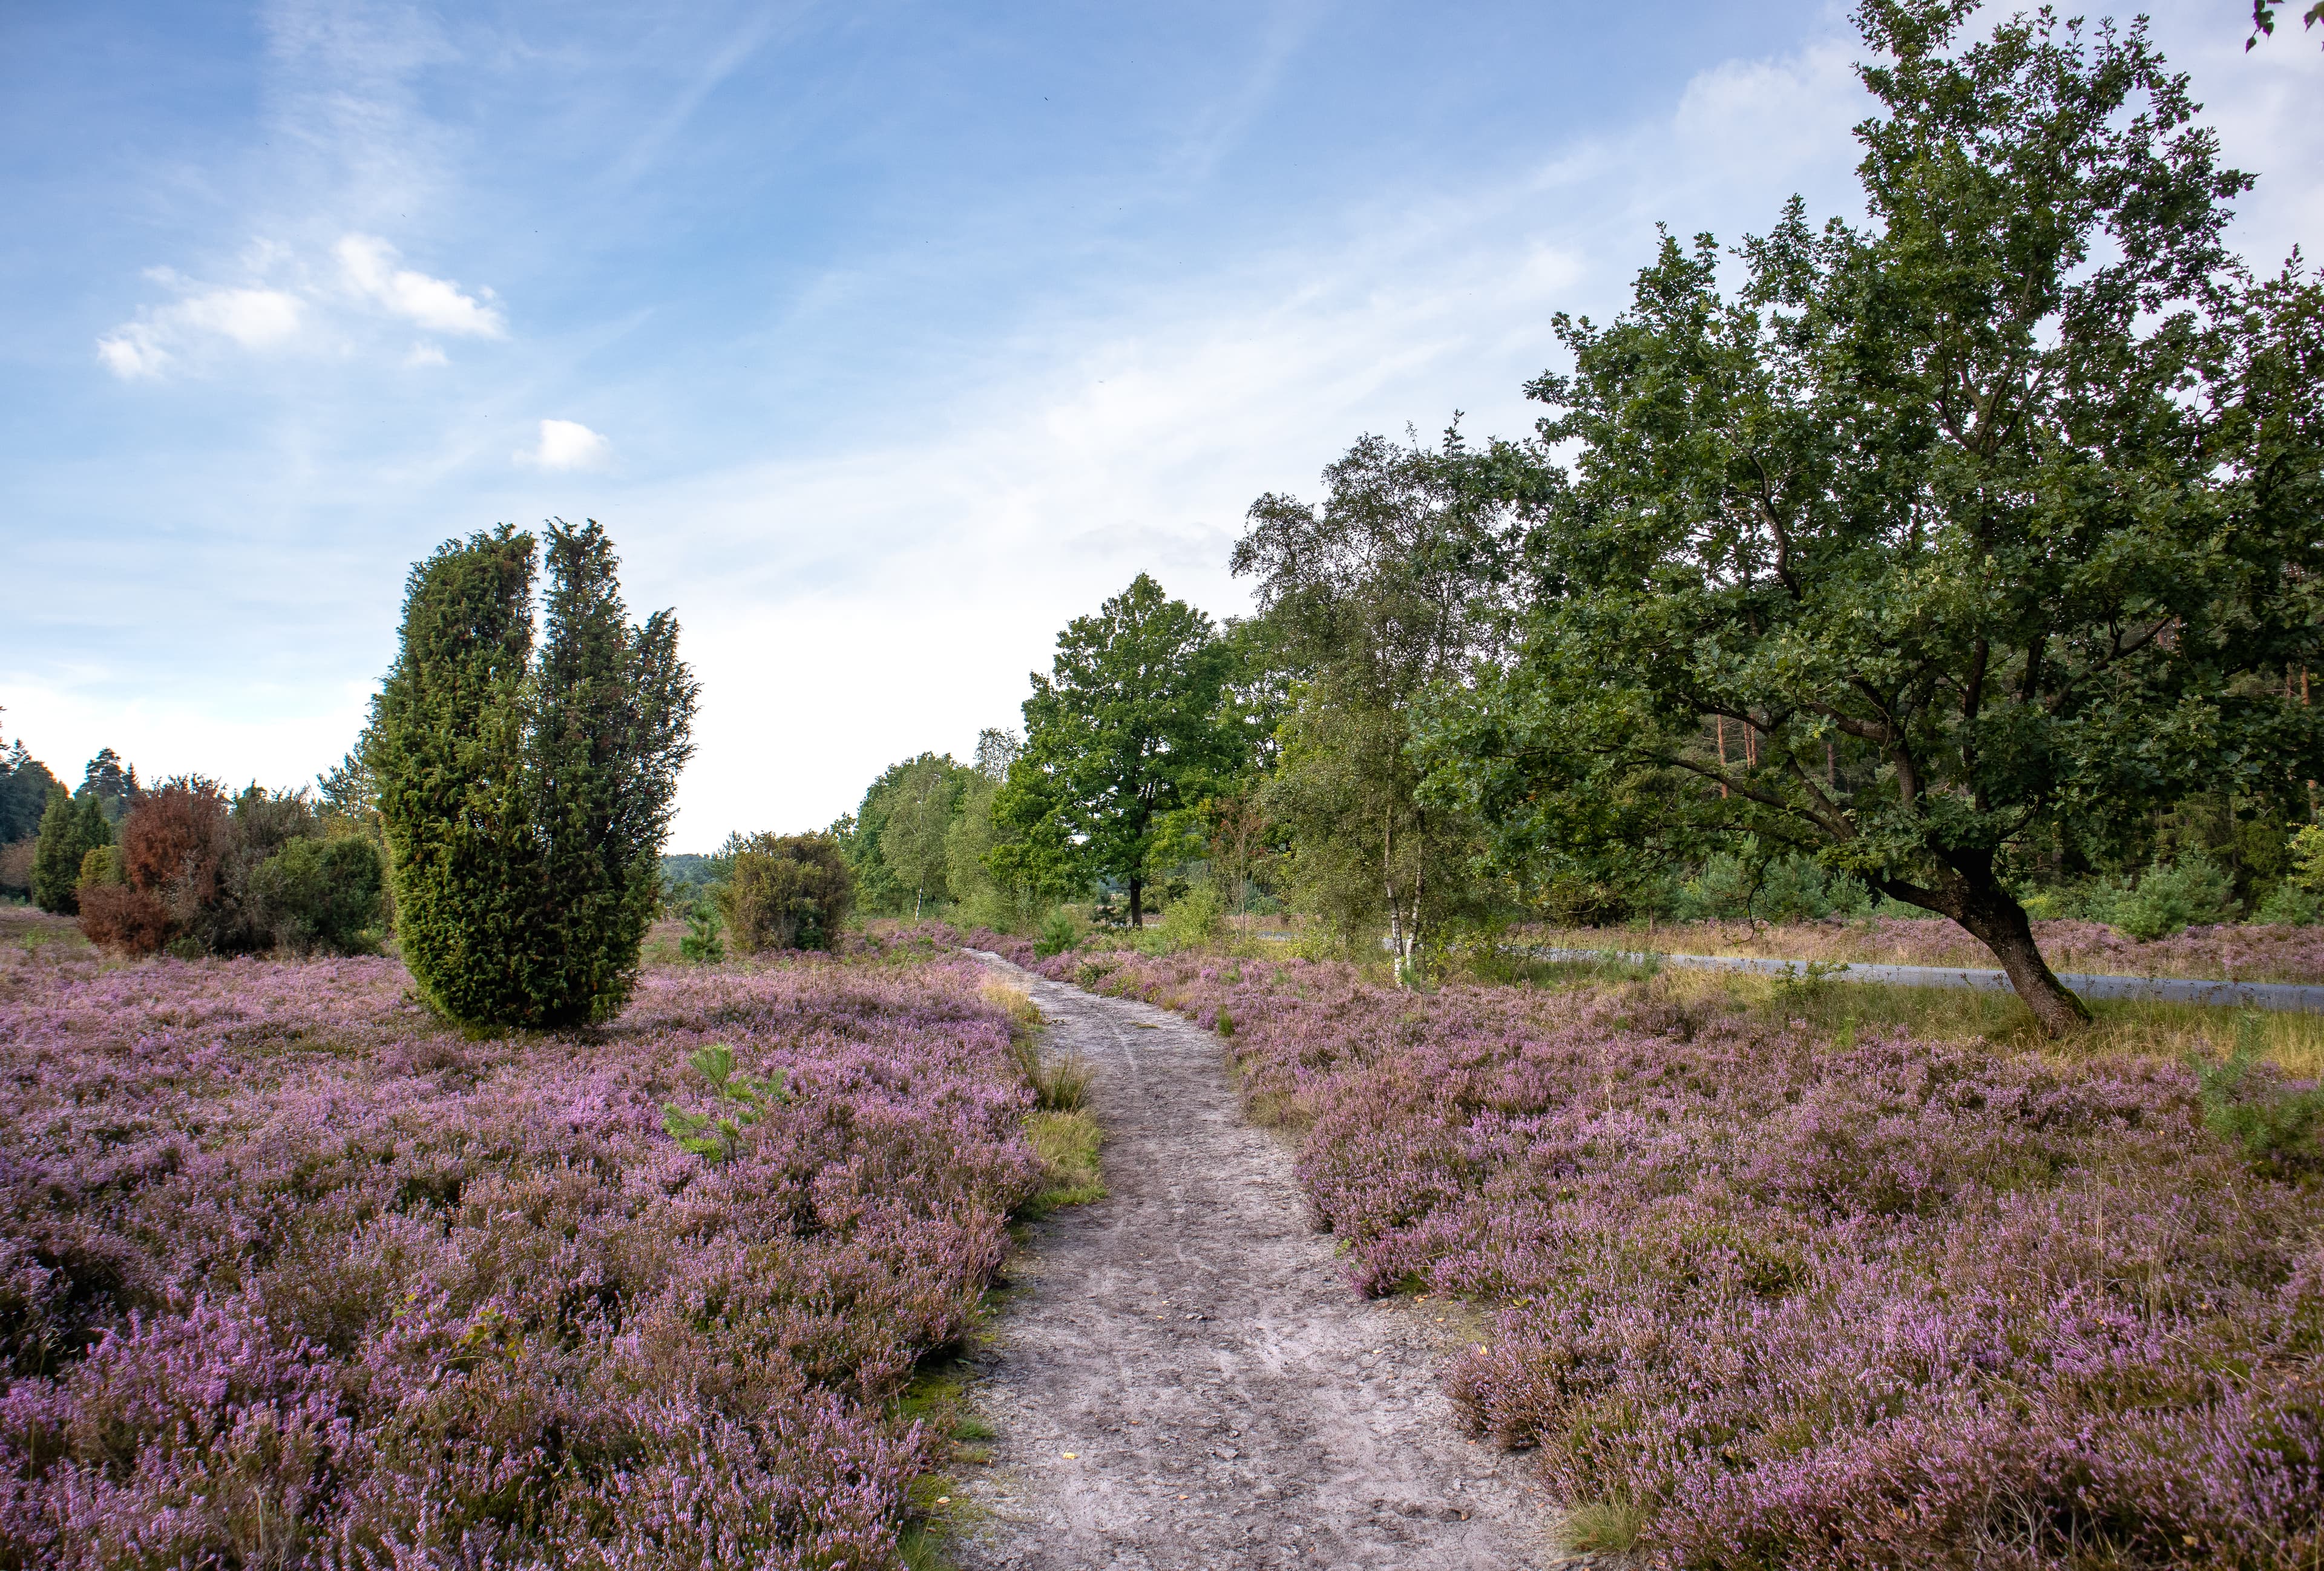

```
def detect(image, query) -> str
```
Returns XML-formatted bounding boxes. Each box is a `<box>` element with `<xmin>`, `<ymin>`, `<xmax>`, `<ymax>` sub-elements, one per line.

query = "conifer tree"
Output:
<box><xmin>30</xmin><ymin>786</ymin><xmax>110</xmax><ymax>914</ymax></box>
<box><xmin>370</xmin><ymin>519</ymin><xmax>696</xmax><ymax>1027</ymax></box>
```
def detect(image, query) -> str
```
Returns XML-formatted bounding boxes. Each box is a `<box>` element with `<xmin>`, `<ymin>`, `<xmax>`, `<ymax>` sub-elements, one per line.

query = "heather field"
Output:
<box><xmin>0</xmin><ymin>908</ymin><xmax>1048</xmax><ymax>1570</ymax></box>
<box><xmin>987</xmin><ymin>934</ymin><xmax>2324</xmax><ymax>1569</ymax></box>
<box><xmin>1520</xmin><ymin>917</ymin><xmax>2324</xmax><ymax>986</ymax></box>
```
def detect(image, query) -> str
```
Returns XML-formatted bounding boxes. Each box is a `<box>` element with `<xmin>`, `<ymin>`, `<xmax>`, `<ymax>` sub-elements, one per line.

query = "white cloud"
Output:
<box><xmin>402</xmin><ymin>342</ymin><xmax>448</xmax><ymax>367</ymax></box>
<box><xmin>336</xmin><ymin>234</ymin><xmax>505</xmax><ymax>338</ymax></box>
<box><xmin>94</xmin><ymin>285</ymin><xmax>307</xmax><ymax>380</ymax></box>
<box><xmin>519</xmin><ymin>418</ymin><xmax>611</xmax><ymax>470</ymax></box>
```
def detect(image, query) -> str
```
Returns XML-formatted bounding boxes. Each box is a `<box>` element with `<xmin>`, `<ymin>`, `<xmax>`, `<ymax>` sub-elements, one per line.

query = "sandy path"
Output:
<box><xmin>952</xmin><ymin>951</ymin><xmax>1561</xmax><ymax>1570</ymax></box>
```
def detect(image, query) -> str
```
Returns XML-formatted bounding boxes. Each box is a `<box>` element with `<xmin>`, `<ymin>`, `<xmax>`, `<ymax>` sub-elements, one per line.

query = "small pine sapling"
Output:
<box><xmin>660</xmin><ymin>1042</ymin><xmax>790</xmax><ymax>1161</ymax></box>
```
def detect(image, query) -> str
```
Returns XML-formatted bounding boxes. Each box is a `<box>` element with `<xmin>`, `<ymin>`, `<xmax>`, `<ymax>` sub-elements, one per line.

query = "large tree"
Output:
<box><xmin>881</xmin><ymin>754</ymin><xmax>965</xmax><ymax>919</ymax></box>
<box><xmin>1422</xmin><ymin>1</ymin><xmax>2324</xmax><ymax>1033</ymax></box>
<box><xmin>994</xmin><ymin>574</ymin><xmax>1248</xmax><ymax>925</ymax></box>
<box><xmin>0</xmin><ymin>735</ymin><xmax>59</xmax><ymax>848</ymax></box>
<box><xmin>370</xmin><ymin>520</ymin><xmax>696</xmax><ymax>1027</ymax></box>
<box><xmin>1234</xmin><ymin>430</ymin><xmax>1520</xmax><ymax>979</ymax></box>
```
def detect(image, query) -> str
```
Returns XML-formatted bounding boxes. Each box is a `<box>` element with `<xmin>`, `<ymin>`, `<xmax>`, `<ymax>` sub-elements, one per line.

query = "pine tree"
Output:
<box><xmin>30</xmin><ymin>786</ymin><xmax>109</xmax><ymax>914</ymax></box>
<box><xmin>370</xmin><ymin>520</ymin><xmax>697</xmax><ymax>1027</ymax></box>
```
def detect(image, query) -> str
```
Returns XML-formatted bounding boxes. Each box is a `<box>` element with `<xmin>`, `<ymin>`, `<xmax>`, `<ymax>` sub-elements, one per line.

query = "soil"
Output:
<box><xmin>951</xmin><ymin>951</ymin><xmax>1572</xmax><ymax>1570</ymax></box>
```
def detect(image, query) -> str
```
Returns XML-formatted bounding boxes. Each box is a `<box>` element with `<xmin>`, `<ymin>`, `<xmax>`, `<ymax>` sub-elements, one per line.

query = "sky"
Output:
<box><xmin>2</xmin><ymin>1</ymin><xmax>2319</xmax><ymax>849</ymax></box>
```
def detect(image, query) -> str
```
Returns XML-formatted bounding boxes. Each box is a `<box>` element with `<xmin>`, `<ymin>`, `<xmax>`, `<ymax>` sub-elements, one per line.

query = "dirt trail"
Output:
<box><xmin>953</xmin><ymin>952</ymin><xmax>1563</xmax><ymax>1570</ymax></box>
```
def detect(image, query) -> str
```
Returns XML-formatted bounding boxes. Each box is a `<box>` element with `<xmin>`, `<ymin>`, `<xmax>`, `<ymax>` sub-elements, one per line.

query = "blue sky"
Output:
<box><xmin>4</xmin><ymin>1</ymin><xmax>2319</xmax><ymax>847</ymax></box>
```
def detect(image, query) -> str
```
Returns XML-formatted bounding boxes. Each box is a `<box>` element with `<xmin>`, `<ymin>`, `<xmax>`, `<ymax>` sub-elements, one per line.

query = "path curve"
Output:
<box><xmin>951</xmin><ymin>951</ymin><xmax>1562</xmax><ymax>1571</ymax></box>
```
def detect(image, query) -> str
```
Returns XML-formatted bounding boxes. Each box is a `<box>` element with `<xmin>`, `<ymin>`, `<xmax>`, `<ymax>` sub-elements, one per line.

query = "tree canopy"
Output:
<box><xmin>1234</xmin><ymin>428</ymin><xmax>1521</xmax><ymax>973</ymax></box>
<box><xmin>994</xmin><ymin>573</ymin><xmax>1250</xmax><ymax>924</ymax></box>
<box><xmin>1419</xmin><ymin>1</ymin><xmax>2324</xmax><ymax>1031</ymax></box>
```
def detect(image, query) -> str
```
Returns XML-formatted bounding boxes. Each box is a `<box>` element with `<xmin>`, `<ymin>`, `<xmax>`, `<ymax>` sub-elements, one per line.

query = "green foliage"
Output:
<box><xmin>75</xmin><ymin>845</ymin><xmax>122</xmax><ymax>891</ymax></box>
<box><xmin>881</xmin><ymin>754</ymin><xmax>963</xmax><ymax>918</ymax></box>
<box><xmin>719</xmin><ymin>833</ymin><xmax>853</xmax><ymax>951</ymax></box>
<box><xmin>2287</xmin><ymin>822</ymin><xmax>2324</xmax><ymax>891</ymax></box>
<box><xmin>659</xmin><ymin>1043</ymin><xmax>790</xmax><ymax>1163</ymax></box>
<box><xmin>2253</xmin><ymin>880</ymin><xmax>2324</xmax><ymax>925</ymax></box>
<box><xmin>1032</xmin><ymin>907</ymin><xmax>1083</xmax><ymax>958</ymax></box>
<box><xmin>370</xmin><ymin>520</ymin><xmax>698</xmax><ymax>1028</ymax></box>
<box><xmin>2108</xmin><ymin>856</ymin><xmax>2242</xmax><ymax>940</ymax></box>
<box><xmin>77</xmin><ymin>748</ymin><xmax>140</xmax><ymax>825</ymax></box>
<box><xmin>836</xmin><ymin>752</ymin><xmax>971</xmax><ymax>915</ymax></box>
<box><xmin>994</xmin><ymin>574</ymin><xmax>1251</xmax><ymax>924</ymax></box>
<box><xmin>658</xmin><ymin>852</ymin><xmax>718</xmax><ymax>913</ymax></box>
<box><xmin>1157</xmin><ymin>882</ymin><xmax>1226</xmax><ymax>953</ymax></box>
<box><xmin>31</xmin><ymin>787</ymin><xmax>108</xmax><ymax>916</ymax></box>
<box><xmin>0</xmin><ymin>737</ymin><xmax>61</xmax><ymax>848</ymax></box>
<box><xmin>2194</xmin><ymin>1026</ymin><xmax>2324</xmax><ymax>1175</ymax></box>
<box><xmin>245</xmin><ymin>835</ymin><xmax>385</xmax><ymax>956</ymax></box>
<box><xmin>1235</xmin><ymin>430</ymin><xmax>1515</xmax><ymax>979</ymax></box>
<box><xmin>1658</xmin><ymin>846</ymin><xmax>1873</xmax><ymax>925</ymax></box>
<box><xmin>1419</xmin><ymin>5</ymin><xmax>2324</xmax><ymax>1032</ymax></box>
<box><xmin>679</xmin><ymin>899</ymin><xmax>726</xmax><ymax>963</ymax></box>
<box><xmin>942</xmin><ymin>730</ymin><xmax>1043</xmax><ymax>931</ymax></box>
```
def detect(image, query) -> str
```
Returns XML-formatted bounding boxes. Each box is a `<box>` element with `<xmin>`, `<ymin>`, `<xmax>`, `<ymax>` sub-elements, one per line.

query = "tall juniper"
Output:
<box><xmin>370</xmin><ymin>520</ymin><xmax>697</xmax><ymax>1027</ymax></box>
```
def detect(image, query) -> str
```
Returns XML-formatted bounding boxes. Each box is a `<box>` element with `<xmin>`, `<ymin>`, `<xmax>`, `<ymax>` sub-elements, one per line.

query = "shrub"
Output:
<box><xmin>2195</xmin><ymin>1035</ymin><xmax>2324</xmax><ymax>1176</ymax></box>
<box><xmin>679</xmin><ymin>899</ymin><xmax>726</xmax><ymax>963</ymax></box>
<box><xmin>2254</xmin><ymin>880</ymin><xmax>2324</xmax><ymax>925</ymax></box>
<box><xmin>370</xmin><ymin>521</ymin><xmax>697</xmax><ymax>1027</ymax></box>
<box><xmin>245</xmin><ymin>835</ymin><xmax>384</xmax><ymax>956</ymax></box>
<box><xmin>2111</xmin><ymin>854</ymin><xmax>2240</xmax><ymax>940</ymax></box>
<box><xmin>1033</xmin><ymin>906</ymin><xmax>1083</xmax><ymax>957</ymax></box>
<box><xmin>74</xmin><ymin>845</ymin><xmax>121</xmax><ymax>891</ymax></box>
<box><xmin>720</xmin><ymin>833</ymin><xmax>853</xmax><ymax>951</ymax></box>
<box><xmin>1156</xmin><ymin>882</ymin><xmax>1226</xmax><ymax>953</ymax></box>
<box><xmin>76</xmin><ymin>884</ymin><xmax>170</xmax><ymax>954</ymax></box>
<box><xmin>117</xmin><ymin>778</ymin><xmax>231</xmax><ymax>946</ymax></box>
<box><xmin>0</xmin><ymin>840</ymin><xmax>32</xmax><ymax>900</ymax></box>
<box><xmin>30</xmin><ymin>788</ymin><xmax>108</xmax><ymax>916</ymax></box>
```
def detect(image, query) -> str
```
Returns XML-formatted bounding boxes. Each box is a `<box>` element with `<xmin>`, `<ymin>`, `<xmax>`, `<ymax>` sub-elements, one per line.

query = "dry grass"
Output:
<box><xmin>1023</xmin><ymin>1108</ymin><xmax>1106</xmax><ymax>1213</ymax></box>
<box><xmin>1521</xmin><ymin>916</ymin><xmax>2324</xmax><ymax>985</ymax></box>
<box><xmin>1562</xmin><ymin>1498</ymin><xmax>1647</xmax><ymax>1553</ymax></box>
<box><xmin>1626</xmin><ymin>965</ymin><xmax>2324</xmax><ymax>1078</ymax></box>
<box><xmin>983</xmin><ymin>977</ymin><xmax>1095</xmax><ymax>1111</ymax></box>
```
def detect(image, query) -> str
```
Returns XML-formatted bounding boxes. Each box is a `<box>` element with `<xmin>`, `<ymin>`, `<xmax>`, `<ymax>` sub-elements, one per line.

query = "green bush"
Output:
<box><xmin>246</xmin><ymin>836</ymin><xmax>386</xmax><ymax>956</ymax></box>
<box><xmin>1157</xmin><ymin>883</ymin><xmax>1226</xmax><ymax>953</ymax></box>
<box><xmin>2194</xmin><ymin>1034</ymin><xmax>2324</xmax><ymax>1176</ymax></box>
<box><xmin>1033</xmin><ymin>907</ymin><xmax>1083</xmax><ymax>957</ymax></box>
<box><xmin>719</xmin><ymin>833</ymin><xmax>853</xmax><ymax>952</ymax></box>
<box><xmin>1657</xmin><ymin>847</ymin><xmax>1871</xmax><ymax>924</ymax></box>
<box><xmin>2254</xmin><ymin>880</ymin><xmax>2324</xmax><ymax>926</ymax></box>
<box><xmin>371</xmin><ymin>522</ymin><xmax>697</xmax><ymax>1026</ymax></box>
<box><xmin>30</xmin><ymin>789</ymin><xmax>108</xmax><ymax>916</ymax></box>
<box><xmin>2109</xmin><ymin>854</ymin><xmax>2239</xmax><ymax>940</ymax></box>
<box><xmin>75</xmin><ymin>845</ymin><xmax>122</xmax><ymax>891</ymax></box>
<box><xmin>679</xmin><ymin>899</ymin><xmax>726</xmax><ymax>963</ymax></box>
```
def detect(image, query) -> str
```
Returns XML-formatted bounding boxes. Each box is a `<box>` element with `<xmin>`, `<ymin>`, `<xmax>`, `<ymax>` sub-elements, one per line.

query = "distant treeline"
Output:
<box><xmin>1</xmin><ymin>724</ymin><xmax>387</xmax><ymax>958</ymax></box>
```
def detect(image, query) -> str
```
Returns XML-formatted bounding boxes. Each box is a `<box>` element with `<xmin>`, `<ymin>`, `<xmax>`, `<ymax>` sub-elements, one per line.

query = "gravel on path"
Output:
<box><xmin>950</xmin><ymin>951</ymin><xmax>1566</xmax><ymax>1571</ymax></box>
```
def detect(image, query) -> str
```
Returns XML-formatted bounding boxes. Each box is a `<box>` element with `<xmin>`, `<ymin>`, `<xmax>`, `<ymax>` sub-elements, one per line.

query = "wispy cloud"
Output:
<box><xmin>94</xmin><ymin>235</ymin><xmax>505</xmax><ymax>381</ymax></box>
<box><xmin>519</xmin><ymin>418</ymin><xmax>611</xmax><ymax>470</ymax></box>
<box><xmin>96</xmin><ymin>283</ymin><xmax>307</xmax><ymax>380</ymax></box>
<box><xmin>336</xmin><ymin>234</ymin><xmax>505</xmax><ymax>338</ymax></box>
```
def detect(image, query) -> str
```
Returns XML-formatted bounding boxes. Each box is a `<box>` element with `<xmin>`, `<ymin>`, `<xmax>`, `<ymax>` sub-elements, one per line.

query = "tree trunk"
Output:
<box><xmin>1886</xmin><ymin>861</ymin><xmax>2090</xmax><ymax>1035</ymax></box>
<box><xmin>1128</xmin><ymin>876</ymin><xmax>1143</xmax><ymax>928</ymax></box>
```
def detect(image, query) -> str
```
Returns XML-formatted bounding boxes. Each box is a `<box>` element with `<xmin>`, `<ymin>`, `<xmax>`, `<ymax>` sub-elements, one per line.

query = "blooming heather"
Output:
<box><xmin>0</xmin><ymin>919</ymin><xmax>1040</xmax><ymax>1569</ymax></box>
<box><xmin>996</xmin><ymin>938</ymin><xmax>2324</xmax><ymax>1569</ymax></box>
